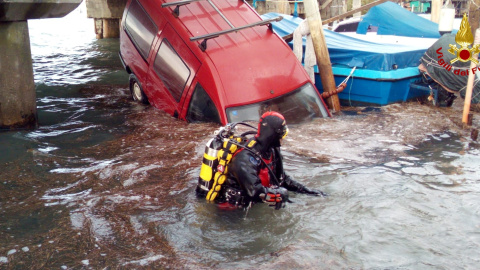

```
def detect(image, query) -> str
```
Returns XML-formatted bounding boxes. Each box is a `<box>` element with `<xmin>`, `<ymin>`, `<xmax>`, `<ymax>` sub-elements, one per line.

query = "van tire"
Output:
<box><xmin>129</xmin><ymin>74</ymin><xmax>149</xmax><ymax>104</ymax></box>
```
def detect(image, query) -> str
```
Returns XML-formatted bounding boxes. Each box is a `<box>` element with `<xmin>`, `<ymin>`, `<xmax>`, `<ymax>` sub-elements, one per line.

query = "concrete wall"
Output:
<box><xmin>86</xmin><ymin>0</ymin><xmax>127</xmax><ymax>38</ymax></box>
<box><xmin>0</xmin><ymin>0</ymin><xmax>82</xmax><ymax>21</ymax></box>
<box><xmin>86</xmin><ymin>0</ymin><xmax>126</xmax><ymax>18</ymax></box>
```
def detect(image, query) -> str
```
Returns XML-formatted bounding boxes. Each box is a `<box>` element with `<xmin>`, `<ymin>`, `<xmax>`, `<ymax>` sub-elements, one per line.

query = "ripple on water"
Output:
<box><xmin>2</xmin><ymin>7</ymin><xmax>480</xmax><ymax>267</ymax></box>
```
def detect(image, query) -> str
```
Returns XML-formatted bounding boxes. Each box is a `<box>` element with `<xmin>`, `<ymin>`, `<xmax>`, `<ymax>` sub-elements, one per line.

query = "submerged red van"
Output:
<box><xmin>119</xmin><ymin>0</ymin><xmax>330</xmax><ymax>124</ymax></box>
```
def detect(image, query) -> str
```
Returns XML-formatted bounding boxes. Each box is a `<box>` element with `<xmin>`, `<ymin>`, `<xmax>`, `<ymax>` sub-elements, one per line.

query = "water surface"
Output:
<box><xmin>1</xmin><ymin>3</ymin><xmax>479</xmax><ymax>269</ymax></box>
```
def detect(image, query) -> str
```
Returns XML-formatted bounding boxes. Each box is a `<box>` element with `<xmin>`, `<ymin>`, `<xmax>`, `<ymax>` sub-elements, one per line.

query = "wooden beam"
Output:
<box><xmin>304</xmin><ymin>0</ymin><xmax>341</xmax><ymax>111</ymax></box>
<box><xmin>321</xmin><ymin>0</ymin><xmax>391</xmax><ymax>25</ymax></box>
<box><xmin>282</xmin><ymin>0</ymin><xmax>394</xmax><ymax>41</ymax></box>
<box><xmin>320</xmin><ymin>0</ymin><xmax>334</xmax><ymax>10</ymax></box>
<box><xmin>463</xmin><ymin>29</ymin><xmax>480</xmax><ymax>125</ymax></box>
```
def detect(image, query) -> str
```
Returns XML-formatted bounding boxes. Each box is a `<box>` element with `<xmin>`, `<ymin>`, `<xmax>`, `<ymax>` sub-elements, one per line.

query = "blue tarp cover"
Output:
<box><xmin>261</xmin><ymin>12</ymin><xmax>429</xmax><ymax>71</ymax></box>
<box><xmin>421</xmin><ymin>33</ymin><xmax>480</xmax><ymax>103</ymax></box>
<box><xmin>356</xmin><ymin>1</ymin><xmax>441</xmax><ymax>38</ymax></box>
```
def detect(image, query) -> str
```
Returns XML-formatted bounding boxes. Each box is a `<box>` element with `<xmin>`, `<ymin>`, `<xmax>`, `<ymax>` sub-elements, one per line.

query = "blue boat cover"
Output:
<box><xmin>261</xmin><ymin>12</ymin><xmax>429</xmax><ymax>71</ymax></box>
<box><xmin>356</xmin><ymin>1</ymin><xmax>441</xmax><ymax>38</ymax></box>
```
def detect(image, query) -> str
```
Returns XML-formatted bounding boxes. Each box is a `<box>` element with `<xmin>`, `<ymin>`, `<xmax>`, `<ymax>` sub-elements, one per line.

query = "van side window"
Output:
<box><xmin>124</xmin><ymin>0</ymin><xmax>157</xmax><ymax>61</ymax></box>
<box><xmin>186</xmin><ymin>83</ymin><xmax>221</xmax><ymax>124</ymax></box>
<box><xmin>153</xmin><ymin>39</ymin><xmax>191</xmax><ymax>103</ymax></box>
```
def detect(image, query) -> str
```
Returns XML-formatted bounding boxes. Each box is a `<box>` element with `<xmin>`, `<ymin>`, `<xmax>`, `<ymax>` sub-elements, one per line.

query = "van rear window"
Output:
<box><xmin>124</xmin><ymin>0</ymin><xmax>157</xmax><ymax>61</ymax></box>
<box><xmin>153</xmin><ymin>39</ymin><xmax>191</xmax><ymax>103</ymax></box>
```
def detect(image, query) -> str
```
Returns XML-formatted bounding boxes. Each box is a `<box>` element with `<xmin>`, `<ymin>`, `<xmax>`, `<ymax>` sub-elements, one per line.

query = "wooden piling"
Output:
<box><xmin>303</xmin><ymin>0</ymin><xmax>341</xmax><ymax>112</ymax></box>
<box><xmin>462</xmin><ymin>28</ymin><xmax>480</xmax><ymax>126</ymax></box>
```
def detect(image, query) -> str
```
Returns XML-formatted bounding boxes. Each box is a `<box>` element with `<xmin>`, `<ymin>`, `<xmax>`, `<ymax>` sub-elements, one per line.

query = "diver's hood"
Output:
<box><xmin>255</xmin><ymin>112</ymin><xmax>288</xmax><ymax>154</ymax></box>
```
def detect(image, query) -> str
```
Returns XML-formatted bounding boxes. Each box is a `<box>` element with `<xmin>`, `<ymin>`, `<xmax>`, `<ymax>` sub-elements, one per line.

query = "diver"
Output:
<box><xmin>205</xmin><ymin>111</ymin><xmax>325</xmax><ymax>210</ymax></box>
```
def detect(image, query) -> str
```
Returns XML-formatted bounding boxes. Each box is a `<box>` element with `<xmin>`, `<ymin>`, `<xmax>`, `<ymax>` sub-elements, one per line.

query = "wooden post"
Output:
<box><xmin>463</xmin><ymin>28</ymin><xmax>480</xmax><ymax>125</ymax></box>
<box><xmin>431</xmin><ymin>0</ymin><xmax>442</xmax><ymax>23</ymax></box>
<box><xmin>303</xmin><ymin>0</ymin><xmax>341</xmax><ymax>111</ymax></box>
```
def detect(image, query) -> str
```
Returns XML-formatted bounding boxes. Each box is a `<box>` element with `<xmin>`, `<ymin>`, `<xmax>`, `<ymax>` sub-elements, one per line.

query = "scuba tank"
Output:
<box><xmin>196</xmin><ymin>136</ymin><xmax>223</xmax><ymax>196</ymax></box>
<box><xmin>196</xmin><ymin>122</ymin><xmax>258</xmax><ymax>201</ymax></box>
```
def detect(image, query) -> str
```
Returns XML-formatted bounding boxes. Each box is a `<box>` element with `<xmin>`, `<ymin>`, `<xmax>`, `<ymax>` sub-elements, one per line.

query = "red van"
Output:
<box><xmin>119</xmin><ymin>0</ymin><xmax>331</xmax><ymax>125</ymax></box>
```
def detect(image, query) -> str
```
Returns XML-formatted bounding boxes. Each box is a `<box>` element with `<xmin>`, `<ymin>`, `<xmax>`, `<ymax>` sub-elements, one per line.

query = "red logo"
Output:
<box><xmin>217</xmin><ymin>164</ymin><xmax>225</xmax><ymax>173</ymax></box>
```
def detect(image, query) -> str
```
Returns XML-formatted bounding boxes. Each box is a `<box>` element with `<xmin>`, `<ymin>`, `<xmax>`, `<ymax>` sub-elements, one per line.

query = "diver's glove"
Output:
<box><xmin>260</xmin><ymin>187</ymin><xmax>289</xmax><ymax>210</ymax></box>
<box><xmin>282</xmin><ymin>174</ymin><xmax>327</xmax><ymax>197</ymax></box>
<box><xmin>301</xmin><ymin>186</ymin><xmax>328</xmax><ymax>197</ymax></box>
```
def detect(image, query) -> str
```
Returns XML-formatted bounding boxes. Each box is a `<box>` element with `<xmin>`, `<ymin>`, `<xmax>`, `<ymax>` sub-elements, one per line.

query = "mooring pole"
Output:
<box><xmin>303</xmin><ymin>0</ymin><xmax>341</xmax><ymax>112</ymax></box>
<box><xmin>463</xmin><ymin>28</ymin><xmax>480</xmax><ymax>126</ymax></box>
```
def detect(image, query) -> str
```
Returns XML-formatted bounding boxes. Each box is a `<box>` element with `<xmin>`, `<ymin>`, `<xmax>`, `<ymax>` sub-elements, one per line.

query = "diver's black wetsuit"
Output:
<box><xmin>226</xmin><ymin>145</ymin><xmax>319</xmax><ymax>202</ymax></box>
<box><xmin>217</xmin><ymin>112</ymin><xmax>323</xmax><ymax>209</ymax></box>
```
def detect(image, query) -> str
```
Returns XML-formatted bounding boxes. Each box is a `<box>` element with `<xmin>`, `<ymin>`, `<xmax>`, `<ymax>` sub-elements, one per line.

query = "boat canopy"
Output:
<box><xmin>261</xmin><ymin>12</ymin><xmax>429</xmax><ymax>71</ymax></box>
<box><xmin>356</xmin><ymin>1</ymin><xmax>440</xmax><ymax>38</ymax></box>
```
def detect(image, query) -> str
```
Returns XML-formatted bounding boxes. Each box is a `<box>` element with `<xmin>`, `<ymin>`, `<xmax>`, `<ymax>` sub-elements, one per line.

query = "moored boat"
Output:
<box><xmin>262</xmin><ymin>6</ymin><xmax>438</xmax><ymax>106</ymax></box>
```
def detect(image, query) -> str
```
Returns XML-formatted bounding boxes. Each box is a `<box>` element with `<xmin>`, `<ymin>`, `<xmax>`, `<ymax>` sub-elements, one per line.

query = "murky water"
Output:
<box><xmin>1</xmin><ymin>3</ymin><xmax>480</xmax><ymax>269</ymax></box>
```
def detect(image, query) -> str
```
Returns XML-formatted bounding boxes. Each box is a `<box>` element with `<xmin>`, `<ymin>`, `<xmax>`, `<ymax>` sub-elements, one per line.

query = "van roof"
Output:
<box><xmin>162</xmin><ymin>0</ymin><xmax>311</xmax><ymax>108</ymax></box>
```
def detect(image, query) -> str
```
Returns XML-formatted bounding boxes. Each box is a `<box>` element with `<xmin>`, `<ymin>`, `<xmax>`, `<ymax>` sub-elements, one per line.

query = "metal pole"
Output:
<box><xmin>206</xmin><ymin>0</ymin><xmax>234</xmax><ymax>28</ymax></box>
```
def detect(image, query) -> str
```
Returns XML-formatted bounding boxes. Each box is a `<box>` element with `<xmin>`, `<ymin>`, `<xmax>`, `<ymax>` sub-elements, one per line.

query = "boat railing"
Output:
<box><xmin>162</xmin><ymin>0</ymin><xmax>283</xmax><ymax>51</ymax></box>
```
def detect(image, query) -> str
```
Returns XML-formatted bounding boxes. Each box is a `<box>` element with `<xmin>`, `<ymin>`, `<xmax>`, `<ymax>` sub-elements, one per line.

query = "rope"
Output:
<box><xmin>340</xmin><ymin>66</ymin><xmax>356</xmax><ymax>85</ymax></box>
<box><xmin>422</xmin><ymin>53</ymin><xmax>476</xmax><ymax>72</ymax></box>
<box><xmin>422</xmin><ymin>53</ymin><xmax>480</xmax><ymax>102</ymax></box>
<box><xmin>348</xmin><ymin>75</ymin><xmax>354</xmax><ymax>107</ymax></box>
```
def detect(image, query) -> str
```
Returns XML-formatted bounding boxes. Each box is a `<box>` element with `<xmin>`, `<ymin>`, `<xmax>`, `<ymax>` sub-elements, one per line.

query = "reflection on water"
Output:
<box><xmin>1</xmin><ymin>3</ymin><xmax>480</xmax><ymax>269</ymax></box>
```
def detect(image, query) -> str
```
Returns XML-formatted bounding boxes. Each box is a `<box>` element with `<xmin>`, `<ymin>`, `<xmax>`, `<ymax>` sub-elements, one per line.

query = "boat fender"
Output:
<box><xmin>322</xmin><ymin>82</ymin><xmax>346</xmax><ymax>99</ymax></box>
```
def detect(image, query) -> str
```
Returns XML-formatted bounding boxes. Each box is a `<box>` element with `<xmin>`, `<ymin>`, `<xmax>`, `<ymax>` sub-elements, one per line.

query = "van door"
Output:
<box><xmin>146</xmin><ymin>23</ymin><xmax>201</xmax><ymax>119</ymax></box>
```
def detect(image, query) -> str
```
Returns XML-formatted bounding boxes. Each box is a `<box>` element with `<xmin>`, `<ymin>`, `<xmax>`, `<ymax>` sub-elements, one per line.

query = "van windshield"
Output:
<box><xmin>226</xmin><ymin>83</ymin><xmax>329</xmax><ymax>124</ymax></box>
